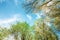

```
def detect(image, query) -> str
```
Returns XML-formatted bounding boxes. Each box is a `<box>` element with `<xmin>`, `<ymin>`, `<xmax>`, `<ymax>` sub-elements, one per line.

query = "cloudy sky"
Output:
<box><xmin>0</xmin><ymin>0</ymin><xmax>42</xmax><ymax>27</ymax></box>
<box><xmin>0</xmin><ymin>0</ymin><xmax>60</xmax><ymax>38</ymax></box>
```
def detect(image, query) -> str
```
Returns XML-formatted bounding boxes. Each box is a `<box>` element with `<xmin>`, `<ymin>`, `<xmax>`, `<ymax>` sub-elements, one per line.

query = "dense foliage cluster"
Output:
<box><xmin>0</xmin><ymin>0</ymin><xmax>60</xmax><ymax>40</ymax></box>
<box><xmin>0</xmin><ymin>21</ymin><xmax>58</xmax><ymax>40</ymax></box>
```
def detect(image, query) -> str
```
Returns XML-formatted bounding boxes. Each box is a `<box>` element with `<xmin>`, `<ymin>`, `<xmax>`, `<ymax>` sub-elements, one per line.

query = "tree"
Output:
<box><xmin>23</xmin><ymin>0</ymin><xmax>60</xmax><ymax>32</ymax></box>
<box><xmin>0</xmin><ymin>27</ymin><xmax>10</xmax><ymax>40</ymax></box>
<box><xmin>34</xmin><ymin>19</ymin><xmax>58</xmax><ymax>40</ymax></box>
<box><xmin>10</xmin><ymin>22</ymin><xmax>30</xmax><ymax>40</ymax></box>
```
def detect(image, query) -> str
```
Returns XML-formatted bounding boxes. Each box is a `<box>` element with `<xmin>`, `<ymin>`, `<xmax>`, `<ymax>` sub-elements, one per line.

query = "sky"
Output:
<box><xmin>0</xmin><ymin>0</ymin><xmax>42</xmax><ymax>28</ymax></box>
<box><xmin>0</xmin><ymin>0</ymin><xmax>48</xmax><ymax>28</ymax></box>
<box><xmin>0</xmin><ymin>0</ymin><xmax>60</xmax><ymax>39</ymax></box>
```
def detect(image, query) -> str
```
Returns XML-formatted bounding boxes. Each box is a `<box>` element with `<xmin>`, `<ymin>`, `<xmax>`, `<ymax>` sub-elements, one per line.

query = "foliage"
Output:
<box><xmin>23</xmin><ymin>0</ymin><xmax>60</xmax><ymax>31</ymax></box>
<box><xmin>22</xmin><ymin>0</ymin><xmax>60</xmax><ymax>39</ymax></box>
<box><xmin>10</xmin><ymin>22</ymin><xmax>30</xmax><ymax>40</ymax></box>
<box><xmin>34</xmin><ymin>19</ymin><xmax>58</xmax><ymax>40</ymax></box>
<box><xmin>0</xmin><ymin>21</ymin><xmax>59</xmax><ymax>40</ymax></box>
<box><xmin>0</xmin><ymin>27</ymin><xmax>10</xmax><ymax>40</ymax></box>
<box><xmin>0</xmin><ymin>0</ymin><xmax>60</xmax><ymax>40</ymax></box>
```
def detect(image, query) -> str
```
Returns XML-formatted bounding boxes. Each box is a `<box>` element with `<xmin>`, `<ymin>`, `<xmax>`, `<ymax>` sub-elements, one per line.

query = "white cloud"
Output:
<box><xmin>0</xmin><ymin>14</ymin><xmax>23</xmax><ymax>28</ymax></box>
<box><xmin>27</xmin><ymin>15</ymin><xmax>32</xmax><ymax>20</ymax></box>
<box><xmin>0</xmin><ymin>14</ymin><xmax>17</xmax><ymax>24</ymax></box>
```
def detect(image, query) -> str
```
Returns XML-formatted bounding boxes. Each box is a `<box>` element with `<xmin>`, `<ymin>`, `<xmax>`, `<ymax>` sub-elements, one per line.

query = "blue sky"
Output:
<box><xmin>0</xmin><ymin>0</ymin><xmax>41</xmax><ymax>27</ymax></box>
<box><xmin>0</xmin><ymin>0</ymin><xmax>60</xmax><ymax>39</ymax></box>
